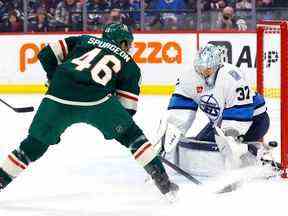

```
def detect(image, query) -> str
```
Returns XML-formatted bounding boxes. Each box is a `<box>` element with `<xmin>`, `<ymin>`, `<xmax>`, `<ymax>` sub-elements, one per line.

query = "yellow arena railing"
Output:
<box><xmin>0</xmin><ymin>84</ymin><xmax>280</xmax><ymax>98</ymax></box>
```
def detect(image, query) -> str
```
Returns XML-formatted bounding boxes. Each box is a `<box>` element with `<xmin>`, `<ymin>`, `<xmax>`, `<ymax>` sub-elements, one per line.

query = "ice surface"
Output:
<box><xmin>0</xmin><ymin>95</ymin><xmax>286</xmax><ymax>216</ymax></box>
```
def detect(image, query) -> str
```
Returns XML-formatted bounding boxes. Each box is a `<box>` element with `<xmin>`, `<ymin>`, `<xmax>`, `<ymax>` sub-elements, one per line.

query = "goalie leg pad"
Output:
<box><xmin>161</xmin><ymin>122</ymin><xmax>183</xmax><ymax>153</ymax></box>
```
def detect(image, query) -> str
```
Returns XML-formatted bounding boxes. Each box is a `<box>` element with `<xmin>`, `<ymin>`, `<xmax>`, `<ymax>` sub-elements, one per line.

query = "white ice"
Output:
<box><xmin>0</xmin><ymin>95</ymin><xmax>286</xmax><ymax>216</ymax></box>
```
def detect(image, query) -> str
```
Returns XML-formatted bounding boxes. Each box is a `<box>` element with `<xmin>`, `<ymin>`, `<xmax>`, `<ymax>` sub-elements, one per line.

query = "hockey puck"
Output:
<box><xmin>268</xmin><ymin>141</ymin><xmax>278</xmax><ymax>148</ymax></box>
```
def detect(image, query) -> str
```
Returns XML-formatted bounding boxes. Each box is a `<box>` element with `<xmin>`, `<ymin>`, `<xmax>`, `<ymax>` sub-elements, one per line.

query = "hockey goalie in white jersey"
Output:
<box><xmin>157</xmin><ymin>44</ymin><xmax>272</xmax><ymax>175</ymax></box>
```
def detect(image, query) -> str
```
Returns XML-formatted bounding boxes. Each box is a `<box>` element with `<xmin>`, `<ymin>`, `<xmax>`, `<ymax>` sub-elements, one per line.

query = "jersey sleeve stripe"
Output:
<box><xmin>48</xmin><ymin>41</ymin><xmax>63</xmax><ymax>64</ymax></box>
<box><xmin>59</xmin><ymin>40</ymin><xmax>67</xmax><ymax>59</ymax></box>
<box><xmin>168</xmin><ymin>94</ymin><xmax>198</xmax><ymax>111</ymax></box>
<box><xmin>116</xmin><ymin>90</ymin><xmax>139</xmax><ymax>101</ymax></box>
<box><xmin>223</xmin><ymin>105</ymin><xmax>254</xmax><ymax>121</ymax></box>
<box><xmin>253</xmin><ymin>93</ymin><xmax>266</xmax><ymax>109</ymax></box>
<box><xmin>253</xmin><ymin>106</ymin><xmax>267</xmax><ymax>116</ymax></box>
<box><xmin>117</xmin><ymin>96</ymin><xmax>137</xmax><ymax>110</ymax></box>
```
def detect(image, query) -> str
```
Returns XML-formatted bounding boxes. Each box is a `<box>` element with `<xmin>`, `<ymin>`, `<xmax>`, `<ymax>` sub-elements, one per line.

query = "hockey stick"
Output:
<box><xmin>0</xmin><ymin>98</ymin><xmax>34</xmax><ymax>113</ymax></box>
<box><xmin>160</xmin><ymin>156</ymin><xmax>202</xmax><ymax>185</ymax></box>
<box><xmin>160</xmin><ymin>155</ymin><xmax>249</xmax><ymax>194</ymax></box>
<box><xmin>155</xmin><ymin>129</ymin><xmax>202</xmax><ymax>185</ymax></box>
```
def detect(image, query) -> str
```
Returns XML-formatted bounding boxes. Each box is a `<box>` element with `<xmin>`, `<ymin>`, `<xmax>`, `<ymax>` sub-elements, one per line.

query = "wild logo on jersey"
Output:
<box><xmin>199</xmin><ymin>94</ymin><xmax>220</xmax><ymax>122</ymax></box>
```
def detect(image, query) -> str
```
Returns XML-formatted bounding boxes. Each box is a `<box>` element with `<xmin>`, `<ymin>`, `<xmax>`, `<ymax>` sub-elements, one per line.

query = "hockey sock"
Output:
<box><xmin>131</xmin><ymin>139</ymin><xmax>160</xmax><ymax>167</ymax></box>
<box><xmin>0</xmin><ymin>168</ymin><xmax>12</xmax><ymax>189</ymax></box>
<box><xmin>1</xmin><ymin>149</ymin><xmax>30</xmax><ymax>181</ymax></box>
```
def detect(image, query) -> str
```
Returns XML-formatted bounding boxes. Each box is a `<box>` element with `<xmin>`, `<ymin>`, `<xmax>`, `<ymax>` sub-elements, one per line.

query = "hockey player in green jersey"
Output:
<box><xmin>0</xmin><ymin>23</ymin><xmax>178</xmax><ymax>200</ymax></box>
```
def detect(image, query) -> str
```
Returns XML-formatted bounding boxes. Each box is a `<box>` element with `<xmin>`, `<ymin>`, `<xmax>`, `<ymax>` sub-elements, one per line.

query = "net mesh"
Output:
<box><xmin>257</xmin><ymin>21</ymin><xmax>288</xmax><ymax>176</ymax></box>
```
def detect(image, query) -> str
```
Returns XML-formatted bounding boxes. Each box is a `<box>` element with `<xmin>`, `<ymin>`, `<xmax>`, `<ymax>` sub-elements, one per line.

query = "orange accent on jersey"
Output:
<box><xmin>117</xmin><ymin>92</ymin><xmax>138</xmax><ymax>101</ymax></box>
<box><xmin>134</xmin><ymin>143</ymin><xmax>152</xmax><ymax>159</ymax></box>
<box><xmin>8</xmin><ymin>155</ymin><xmax>26</xmax><ymax>170</ymax></box>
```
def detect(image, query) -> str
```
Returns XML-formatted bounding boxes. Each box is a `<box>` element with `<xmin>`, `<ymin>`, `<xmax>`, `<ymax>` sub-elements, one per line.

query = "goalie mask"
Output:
<box><xmin>194</xmin><ymin>44</ymin><xmax>223</xmax><ymax>87</ymax></box>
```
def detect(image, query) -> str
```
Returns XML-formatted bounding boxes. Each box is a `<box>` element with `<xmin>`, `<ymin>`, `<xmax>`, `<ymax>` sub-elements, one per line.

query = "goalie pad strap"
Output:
<box><xmin>178</xmin><ymin>140</ymin><xmax>219</xmax><ymax>152</ymax></box>
<box><xmin>162</xmin><ymin>123</ymin><xmax>183</xmax><ymax>153</ymax></box>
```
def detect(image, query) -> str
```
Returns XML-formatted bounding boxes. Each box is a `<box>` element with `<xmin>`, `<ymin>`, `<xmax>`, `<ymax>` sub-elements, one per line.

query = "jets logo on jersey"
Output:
<box><xmin>199</xmin><ymin>94</ymin><xmax>220</xmax><ymax>122</ymax></box>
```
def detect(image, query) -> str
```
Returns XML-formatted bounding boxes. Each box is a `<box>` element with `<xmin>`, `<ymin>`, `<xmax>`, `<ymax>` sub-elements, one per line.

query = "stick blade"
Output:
<box><xmin>14</xmin><ymin>106</ymin><xmax>34</xmax><ymax>113</ymax></box>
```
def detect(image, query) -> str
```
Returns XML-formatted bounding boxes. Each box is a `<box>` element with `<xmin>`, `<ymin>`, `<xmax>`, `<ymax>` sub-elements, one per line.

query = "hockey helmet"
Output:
<box><xmin>102</xmin><ymin>23</ymin><xmax>134</xmax><ymax>47</ymax></box>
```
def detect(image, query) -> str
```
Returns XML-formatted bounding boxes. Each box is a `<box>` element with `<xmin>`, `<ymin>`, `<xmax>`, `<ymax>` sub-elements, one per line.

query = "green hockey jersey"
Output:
<box><xmin>38</xmin><ymin>35</ymin><xmax>141</xmax><ymax>113</ymax></box>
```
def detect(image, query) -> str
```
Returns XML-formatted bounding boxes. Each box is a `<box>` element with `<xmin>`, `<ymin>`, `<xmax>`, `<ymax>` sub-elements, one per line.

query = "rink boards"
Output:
<box><xmin>0</xmin><ymin>32</ymin><xmax>280</xmax><ymax>98</ymax></box>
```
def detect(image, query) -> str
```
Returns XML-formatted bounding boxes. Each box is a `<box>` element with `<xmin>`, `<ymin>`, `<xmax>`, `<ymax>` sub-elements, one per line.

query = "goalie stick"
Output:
<box><xmin>160</xmin><ymin>156</ymin><xmax>246</xmax><ymax>194</ymax></box>
<box><xmin>160</xmin><ymin>155</ymin><xmax>202</xmax><ymax>185</ymax></box>
<box><xmin>155</xmin><ymin>131</ymin><xmax>202</xmax><ymax>185</ymax></box>
<box><xmin>0</xmin><ymin>98</ymin><xmax>34</xmax><ymax>113</ymax></box>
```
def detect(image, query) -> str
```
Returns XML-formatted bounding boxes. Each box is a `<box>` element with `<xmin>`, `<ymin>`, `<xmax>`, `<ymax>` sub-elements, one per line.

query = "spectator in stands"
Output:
<box><xmin>148</xmin><ymin>0</ymin><xmax>187</xmax><ymax>29</ymax></box>
<box><xmin>181</xmin><ymin>0</ymin><xmax>196</xmax><ymax>29</ymax></box>
<box><xmin>0</xmin><ymin>0</ymin><xmax>22</xmax><ymax>24</ymax></box>
<box><xmin>87</xmin><ymin>0</ymin><xmax>110</xmax><ymax>11</ymax></box>
<box><xmin>110</xmin><ymin>0</ymin><xmax>135</xmax><ymax>25</ymax></box>
<box><xmin>151</xmin><ymin>0</ymin><xmax>187</xmax><ymax>11</ymax></box>
<box><xmin>162</xmin><ymin>13</ymin><xmax>179</xmax><ymax>29</ymax></box>
<box><xmin>186</xmin><ymin>0</ymin><xmax>196</xmax><ymax>10</ymax></box>
<box><xmin>87</xmin><ymin>0</ymin><xmax>110</xmax><ymax>30</ymax></box>
<box><xmin>106</xmin><ymin>7</ymin><xmax>132</xmax><ymax>25</ymax></box>
<box><xmin>29</xmin><ymin>8</ymin><xmax>50</xmax><ymax>32</ymax></box>
<box><xmin>256</xmin><ymin>0</ymin><xmax>273</xmax><ymax>7</ymax></box>
<box><xmin>256</xmin><ymin>0</ymin><xmax>274</xmax><ymax>20</ymax></box>
<box><xmin>274</xmin><ymin>0</ymin><xmax>288</xmax><ymax>7</ymax></box>
<box><xmin>29</xmin><ymin>0</ymin><xmax>61</xmax><ymax>16</ymax></box>
<box><xmin>124</xmin><ymin>0</ymin><xmax>152</xmax><ymax>29</ymax></box>
<box><xmin>54</xmin><ymin>0</ymin><xmax>83</xmax><ymax>31</ymax></box>
<box><xmin>216</xmin><ymin>6</ymin><xmax>247</xmax><ymax>30</ymax></box>
<box><xmin>0</xmin><ymin>1</ymin><xmax>11</xmax><ymax>23</ymax></box>
<box><xmin>0</xmin><ymin>10</ymin><xmax>23</xmax><ymax>32</ymax></box>
<box><xmin>127</xmin><ymin>0</ymin><xmax>142</xmax><ymax>29</ymax></box>
<box><xmin>236</xmin><ymin>0</ymin><xmax>252</xmax><ymax>9</ymax></box>
<box><xmin>203</xmin><ymin>0</ymin><xmax>226</xmax><ymax>11</ymax></box>
<box><xmin>111</xmin><ymin>0</ymin><xmax>131</xmax><ymax>9</ymax></box>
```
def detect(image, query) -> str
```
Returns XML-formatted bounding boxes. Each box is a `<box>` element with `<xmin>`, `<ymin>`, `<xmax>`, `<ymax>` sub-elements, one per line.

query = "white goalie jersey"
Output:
<box><xmin>167</xmin><ymin>62</ymin><xmax>267</xmax><ymax>136</ymax></box>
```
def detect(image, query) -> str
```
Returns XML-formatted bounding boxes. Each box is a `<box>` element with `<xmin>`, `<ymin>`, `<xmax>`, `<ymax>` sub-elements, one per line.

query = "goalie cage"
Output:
<box><xmin>256</xmin><ymin>20</ymin><xmax>288</xmax><ymax>178</ymax></box>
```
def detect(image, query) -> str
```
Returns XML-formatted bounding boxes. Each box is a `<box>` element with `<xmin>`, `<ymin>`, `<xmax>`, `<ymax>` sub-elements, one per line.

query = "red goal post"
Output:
<box><xmin>256</xmin><ymin>20</ymin><xmax>288</xmax><ymax>178</ymax></box>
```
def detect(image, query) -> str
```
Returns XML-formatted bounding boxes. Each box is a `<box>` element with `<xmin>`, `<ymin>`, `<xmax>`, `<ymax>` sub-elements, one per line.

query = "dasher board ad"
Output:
<box><xmin>0</xmin><ymin>32</ymin><xmax>279</xmax><ymax>93</ymax></box>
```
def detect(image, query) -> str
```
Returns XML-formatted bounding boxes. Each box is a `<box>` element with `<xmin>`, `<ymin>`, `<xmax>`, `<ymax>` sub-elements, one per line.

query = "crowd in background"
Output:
<box><xmin>0</xmin><ymin>0</ymin><xmax>287</xmax><ymax>32</ymax></box>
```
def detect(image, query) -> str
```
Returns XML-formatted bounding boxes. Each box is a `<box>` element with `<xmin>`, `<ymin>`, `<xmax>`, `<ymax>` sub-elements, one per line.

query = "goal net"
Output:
<box><xmin>256</xmin><ymin>20</ymin><xmax>288</xmax><ymax>178</ymax></box>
